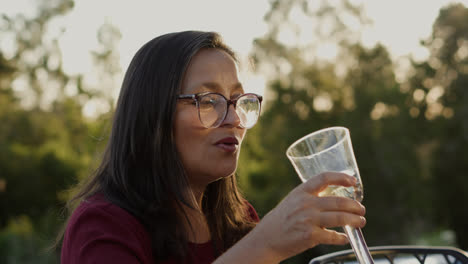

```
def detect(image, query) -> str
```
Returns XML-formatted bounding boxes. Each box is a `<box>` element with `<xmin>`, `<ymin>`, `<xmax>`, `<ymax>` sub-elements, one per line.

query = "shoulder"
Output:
<box><xmin>61</xmin><ymin>193</ymin><xmax>153</xmax><ymax>264</ymax></box>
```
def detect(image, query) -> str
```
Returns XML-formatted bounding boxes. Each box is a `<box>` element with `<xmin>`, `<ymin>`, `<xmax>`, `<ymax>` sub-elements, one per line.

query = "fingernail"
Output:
<box><xmin>360</xmin><ymin>216</ymin><xmax>366</xmax><ymax>226</ymax></box>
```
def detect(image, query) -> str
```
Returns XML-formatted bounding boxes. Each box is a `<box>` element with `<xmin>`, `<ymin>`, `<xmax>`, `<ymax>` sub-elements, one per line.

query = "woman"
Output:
<box><xmin>60</xmin><ymin>31</ymin><xmax>366</xmax><ymax>264</ymax></box>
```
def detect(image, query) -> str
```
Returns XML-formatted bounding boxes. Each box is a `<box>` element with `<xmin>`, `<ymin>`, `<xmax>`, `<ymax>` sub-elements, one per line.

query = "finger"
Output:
<box><xmin>302</xmin><ymin>172</ymin><xmax>356</xmax><ymax>195</ymax></box>
<box><xmin>314</xmin><ymin>196</ymin><xmax>366</xmax><ymax>215</ymax></box>
<box><xmin>317</xmin><ymin>212</ymin><xmax>366</xmax><ymax>229</ymax></box>
<box><xmin>314</xmin><ymin>228</ymin><xmax>349</xmax><ymax>245</ymax></box>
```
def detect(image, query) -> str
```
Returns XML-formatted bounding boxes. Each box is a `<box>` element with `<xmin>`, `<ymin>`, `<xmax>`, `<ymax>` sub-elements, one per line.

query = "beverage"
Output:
<box><xmin>318</xmin><ymin>184</ymin><xmax>363</xmax><ymax>201</ymax></box>
<box><xmin>318</xmin><ymin>170</ymin><xmax>363</xmax><ymax>202</ymax></box>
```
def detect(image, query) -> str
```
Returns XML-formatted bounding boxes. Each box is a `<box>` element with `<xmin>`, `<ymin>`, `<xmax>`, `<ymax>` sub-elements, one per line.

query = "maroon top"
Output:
<box><xmin>61</xmin><ymin>193</ymin><xmax>259</xmax><ymax>264</ymax></box>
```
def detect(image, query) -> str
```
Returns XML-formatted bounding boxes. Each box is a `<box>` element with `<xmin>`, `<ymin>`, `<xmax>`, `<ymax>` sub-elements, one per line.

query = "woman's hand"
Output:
<box><xmin>250</xmin><ymin>172</ymin><xmax>366</xmax><ymax>262</ymax></box>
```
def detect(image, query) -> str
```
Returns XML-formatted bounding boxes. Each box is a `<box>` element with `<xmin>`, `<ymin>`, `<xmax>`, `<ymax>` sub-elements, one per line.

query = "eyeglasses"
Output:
<box><xmin>177</xmin><ymin>92</ymin><xmax>263</xmax><ymax>128</ymax></box>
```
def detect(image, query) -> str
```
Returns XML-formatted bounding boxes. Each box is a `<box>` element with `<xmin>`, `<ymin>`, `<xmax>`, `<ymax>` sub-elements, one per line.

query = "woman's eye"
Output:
<box><xmin>199</xmin><ymin>98</ymin><xmax>217</xmax><ymax>108</ymax></box>
<box><xmin>203</xmin><ymin>99</ymin><xmax>215</xmax><ymax>104</ymax></box>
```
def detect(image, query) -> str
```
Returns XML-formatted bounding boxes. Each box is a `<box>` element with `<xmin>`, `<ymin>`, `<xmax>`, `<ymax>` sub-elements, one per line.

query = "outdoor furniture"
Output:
<box><xmin>309</xmin><ymin>246</ymin><xmax>468</xmax><ymax>264</ymax></box>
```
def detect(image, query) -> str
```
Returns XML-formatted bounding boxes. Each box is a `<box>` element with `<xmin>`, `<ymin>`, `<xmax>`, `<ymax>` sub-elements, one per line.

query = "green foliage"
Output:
<box><xmin>0</xmin><ymin>215</ymin><xmax>59</xmax><ymax>264</ymax></box>
<box><xmin>408</xmin><ymin>3</ymin><xmax>468</xmax><ymax>249</ymax></box>
<box><xmin>240</xmin><ymin>42</ymin><xmax>431</xmax><ymax>262</ymax></box>
<box><xmin>240</xmin><ymin>1</ymin><xmax>468</xmax><ymax>263</ymax></box>
<box><xmin>0</xmin><ymin>0</ymin><xmax>114</xmax><ymax>262</ymax></box>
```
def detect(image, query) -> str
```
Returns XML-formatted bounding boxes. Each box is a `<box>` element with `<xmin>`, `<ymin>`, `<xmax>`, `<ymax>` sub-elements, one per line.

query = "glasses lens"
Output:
<box><xmin>198</xmin><ymin>93</ymin><xmax>226</xmax><ymax>128</ymax></box>
<box><xmin>236</xmin><ymin>94</ymin><xmax>261</xmax><ymax>128</ymax></box>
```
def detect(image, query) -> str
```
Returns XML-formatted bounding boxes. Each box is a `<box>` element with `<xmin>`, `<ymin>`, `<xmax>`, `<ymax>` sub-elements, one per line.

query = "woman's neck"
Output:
<box><xmin>181</xmin><ymin>185</ymin><xmax>211</xmax><ymax>244</ymax></box>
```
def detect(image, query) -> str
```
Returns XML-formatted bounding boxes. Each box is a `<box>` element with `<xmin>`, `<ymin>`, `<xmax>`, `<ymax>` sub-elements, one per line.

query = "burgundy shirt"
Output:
<box><xmin>61</xmin><ymin>193</ymin><xmax>259</xmax><ymax>264</ymax></box>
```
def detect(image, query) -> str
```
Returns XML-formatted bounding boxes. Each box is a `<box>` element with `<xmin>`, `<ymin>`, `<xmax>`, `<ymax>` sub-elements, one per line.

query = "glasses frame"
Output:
<box><xmin>177</xmin><ymin>92</ymin><xmax>263</xmax><ymax>128</ymax></box>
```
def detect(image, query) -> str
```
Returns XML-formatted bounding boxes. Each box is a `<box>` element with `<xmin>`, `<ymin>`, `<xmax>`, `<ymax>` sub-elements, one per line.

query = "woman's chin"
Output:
<box><xmin>208</xmin><ymin>167</ymin><xmax>237</xmax><ymax>182</ymax></box>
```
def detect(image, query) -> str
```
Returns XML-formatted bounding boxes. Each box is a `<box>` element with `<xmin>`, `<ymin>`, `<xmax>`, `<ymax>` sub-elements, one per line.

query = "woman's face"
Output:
<box><xmin>174</xmin><ymin>48</ymin><xmax>246</xmax><ymax>191</ymax></box>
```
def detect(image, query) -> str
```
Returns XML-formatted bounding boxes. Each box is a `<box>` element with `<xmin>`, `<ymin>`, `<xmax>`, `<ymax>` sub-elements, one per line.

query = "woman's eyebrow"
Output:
<box><xmin>232</xmin><ymin>83</ymin><xmax>244</xmax><ymax>94</ymax></box>
<box><xmin>196</xmin><ymin>82</ymin><xmax>244</xmax><ymax>94</ymax></box>
<box><xmin>198</xmin><ymin>82</ymin><xmax>223</xmax><ymax>93</ymax></box>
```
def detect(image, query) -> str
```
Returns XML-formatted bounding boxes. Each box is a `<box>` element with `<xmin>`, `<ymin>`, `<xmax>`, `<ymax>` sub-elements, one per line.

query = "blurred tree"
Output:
<box><xmin>239</xmin><ymin>0</ymin><xmax>446</xmax><ymax>263</ymax></box>
<box><xmin>406</xmin><ymin>3</ymin><xmax>468</xmax><ymax>249</ymax></box>
<box><xmin>83</xmin><ymin>21</ymin><xmax>123</xmax><ymax>117</ymax></box>
<box><xmin>1</xmin><ymin>0</ymin><xmax>76</xmax><ymax>108</ymax></box>
<box><xmin>241</xmin><ymin>0</ymin><xmax>371</xmax><ymax>213</ymax></box>
<box><xmin>0</xmin><ymin>215</ymin><xmax>58</xmax><ymax>263</ymax></box>
<box><xmin>343</xmin><ymin>44</ymin><xmax>434</xmax><ymax>245</ymax></box>
<box><xmin>0</xmin><ymin>0</ymin><xmax>118</xmax><ymax>262</ymax></box>
<box><xmin>0</xmin><ymin>0</ymin><xmax>78</xmax><ymax>226</ymax></box>
<box><xmin>252</xmin><ymin>0</ymin><xmax>370</xmax><ymax>80</ymax></box>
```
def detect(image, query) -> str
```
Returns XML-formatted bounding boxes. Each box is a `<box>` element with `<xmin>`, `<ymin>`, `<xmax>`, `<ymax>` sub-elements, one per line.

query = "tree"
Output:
<box><xmin>0</xmin><ymin>0</ymin><xmax>119</xmax><ymax>262</ymax></box>
<box><xmin>406</xmin><ymin>3</ymin><xmax>468</xmax><ymax>249</ymax></box>
<box><xmin>239</xmin><ymin>1</ymin><xmax>448</xmax><ymax>263</ymax></box>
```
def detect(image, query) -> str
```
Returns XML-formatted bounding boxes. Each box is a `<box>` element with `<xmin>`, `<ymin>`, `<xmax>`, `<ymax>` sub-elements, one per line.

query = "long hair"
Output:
<box><xmin>58</xmin><ymin>31</ymin><xmax>256</xmax><ymax>261</ymax></box>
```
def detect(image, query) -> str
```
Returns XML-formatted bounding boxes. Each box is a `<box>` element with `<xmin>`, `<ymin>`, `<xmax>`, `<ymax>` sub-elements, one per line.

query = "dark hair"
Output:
<box><xmin>58</xmin><ymin>31</ymin><xmax>256</xmax><ymax>261</ymax></box>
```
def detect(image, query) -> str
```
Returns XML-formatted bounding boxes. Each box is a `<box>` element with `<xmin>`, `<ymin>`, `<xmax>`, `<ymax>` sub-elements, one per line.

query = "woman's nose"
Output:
<box><xmin>221</xmin><ymin>104</ymin><xmax>241</xmax><ymax>128</ymax></box>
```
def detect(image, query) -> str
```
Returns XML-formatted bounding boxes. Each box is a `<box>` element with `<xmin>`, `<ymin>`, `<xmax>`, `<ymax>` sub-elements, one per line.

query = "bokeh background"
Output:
<box><xmin>1</xmin><ymin>0</ymin><xmax>468</xmax><ymax>263</ymax></box>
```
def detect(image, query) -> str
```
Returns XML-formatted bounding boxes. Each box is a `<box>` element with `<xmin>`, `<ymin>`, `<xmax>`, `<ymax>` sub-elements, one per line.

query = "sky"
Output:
<box><xmin>5</xmin><ymin>0</ymin><xmax>468</xmax><ymax>71</ymax></box>
<box><xmin>2</xmin><ymin>0</ymin><xmax>468</xmax><ymax>116</ymax></box>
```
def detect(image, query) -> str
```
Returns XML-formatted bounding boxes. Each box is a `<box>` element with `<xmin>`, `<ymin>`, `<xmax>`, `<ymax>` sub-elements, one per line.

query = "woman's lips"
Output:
<box><xmin>215</xmin><ymin>137</ymin><xmax>239</xmax><ymax>152</ymax></box>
